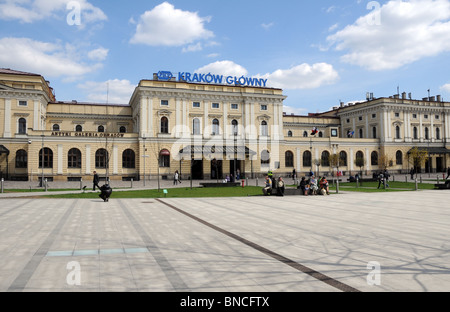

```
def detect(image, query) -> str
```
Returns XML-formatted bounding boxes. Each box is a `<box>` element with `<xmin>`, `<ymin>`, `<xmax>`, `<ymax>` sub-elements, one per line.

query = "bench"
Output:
<box><xmin>435</xmin><ymin>181</ymin><xmax>450</xmax><ymax>190</ymax></box>
<box><xmin>200</xmin><ymin>182</ymin><xmax>240</xmax><ymax>188</ymax></box>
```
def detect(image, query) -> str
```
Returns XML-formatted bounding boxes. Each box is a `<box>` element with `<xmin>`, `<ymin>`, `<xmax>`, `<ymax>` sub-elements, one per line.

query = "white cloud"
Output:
<box><xmin>0</xmin><ymin>37</ymin><xmax>102</xmax><ymax>79</ymax></box>
<box><xmin>0</xmin><ymin>0</ymin><xmax>107</xmax><ymax>24</ymax></box>
<box><xmin>87</xmin><ymin>47</ymin><xmax>109</xmax><ymax>61</ymax></box>
<box><xmin>327</xmin><ymin>0</ymin><xmax>450</xmax><ymax>71</ymax></box>
<box><xmin>196</xmin><ymin>60</ymin><xmax>248</xmax><ymax>77</ymax></box>
<box><xmin>261</xmin><ymin>22</ymin><xmax>274</xmax><ymax>30</ymax></box>
<box><xmin>130</xmin><ymin>2</ymin><xmax>214</xmax><ymax>47</ymax></box>
<box><xmin>440</xmin><ymin>83</ymin><xmax>450</xmax><ymax>93</ymax></box>
<box><xmin>78</xmin><ymin>79</ymin><xmax>136</xmax><ymax>104</ymax></box>
<box><xmin>182</xmin><ymin>42</ymin><xmax>203</xmax><ymax>53</ymax></box>
<box><xmin>258</xmin><ymin>63</ymin><xmax>339</xmax><ymax>90</ymax></box>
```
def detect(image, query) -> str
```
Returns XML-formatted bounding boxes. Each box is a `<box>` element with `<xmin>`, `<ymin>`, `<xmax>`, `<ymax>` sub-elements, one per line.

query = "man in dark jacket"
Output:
<box><xmin>93</xmin><ymin>171</ymin><xmax>100</xmax><ymax>191</ymax></box>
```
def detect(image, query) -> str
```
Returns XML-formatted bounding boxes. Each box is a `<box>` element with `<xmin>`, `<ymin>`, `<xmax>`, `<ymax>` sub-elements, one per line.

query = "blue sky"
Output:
<box><xmin>1</xmin><ymin>0</ymin><xmax>450</xmax><ymax>114</ymax></box>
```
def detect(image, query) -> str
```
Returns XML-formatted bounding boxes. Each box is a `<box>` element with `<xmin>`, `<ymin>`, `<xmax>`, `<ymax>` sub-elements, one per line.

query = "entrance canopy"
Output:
<box><xmin>179</xmin><ymin>145</ymin><xmax>257</xmax><ymax>158</ymax></box>
<box><xmin>0</xmin><ymin>145</ymin><xmax>10</xmax><ymax>156</ymax></box>
<box><xmin>407</xmin><ymin>147</ymin><xmax>450</xmax><ymax>155</ymax></box>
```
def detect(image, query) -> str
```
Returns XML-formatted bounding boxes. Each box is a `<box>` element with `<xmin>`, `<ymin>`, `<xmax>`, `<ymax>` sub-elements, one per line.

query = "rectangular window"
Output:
<box><xmin>424</xmin><ymin>114</ymin><xmax>428</xmax><ymax>119</ymax></box>
<box><xmin>372</xmin><ymin>114</ymin><xmax>376</xmax><ymax>118</ymax></box>
<box><xmin>19</xmin><ymin>100</ymin><xmax>27</xmax><ymax>106</ymax></box>
<box><xmin>231</xmin><ymin>104</ymin><xmax>238</xmax><ymax>110</ymax></box>
<box><xmin>161</xmin><ymin>100</ymin><xmax>169</xmax><ymax>106</ymax></box>
<box><xmin>260</xmin><ymin>105</ymin><xmax>268</xmax><ymax>111</ymax></box>
<box><xmin>435</xmin><ymin>115</ymin><xmax>440</xmax><ymax>120</ymax></box>
<box><xmin>395</xmin><ymin>113</ymin><xmax>400</xmax><ymax>118</ymax></box>
<box><xmin>358</xmin><ymin>116</ymin><xmax>363</xmax><ymax>121</ymax></box>
<box><xmin>193</xmin><ymin>102</ymin><xmax>201</xmax><ymax>108</ymax></box>
<box><xmin>212</xmin><ymin>103</ymin><xmax>220</xmax><ymax>109</ymax></box>
<box><xmin>413</xmin><ymin>114</ymin><xmax>417</xmax><ymax>119</ymax></box>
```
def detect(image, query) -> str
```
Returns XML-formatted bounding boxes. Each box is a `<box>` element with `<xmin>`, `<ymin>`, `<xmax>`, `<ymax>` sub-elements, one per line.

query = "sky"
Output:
<box><xmin>1</xmin><ymin>0</ymin><xmax>450</xmax><ymax>115</ymax></box>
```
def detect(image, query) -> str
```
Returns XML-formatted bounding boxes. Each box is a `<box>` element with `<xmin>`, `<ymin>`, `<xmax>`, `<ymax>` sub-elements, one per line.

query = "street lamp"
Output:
<box><xmin>143</xmin><ymin>137</ymin><xmax>146</xmax><ymax>187</ymax></box>
<box><xmin>40</xmin><ymin>134</ymin><xmax>44</xmax><ymax>187</ymax></box>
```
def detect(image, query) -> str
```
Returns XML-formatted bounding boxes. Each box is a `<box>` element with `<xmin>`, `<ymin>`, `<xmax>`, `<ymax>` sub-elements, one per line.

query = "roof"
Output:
<box><xmin>0</xmin><ymin>68</ymin><xmax>40</xmax><ymax>76</ymax></box>
<box><xmin>50</xmin><ymin>101</ymin><xmax>130</xmax><ymax>107</ymax></box>
<box><xmin>0</xmin><ymin>145</ymin><xmax>10</xmax><ymax>155</ymax></box>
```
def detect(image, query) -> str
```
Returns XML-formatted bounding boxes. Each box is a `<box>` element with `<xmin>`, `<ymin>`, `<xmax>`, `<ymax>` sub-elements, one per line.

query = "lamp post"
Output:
<box><xmin>40</xmin><ymin>134</ymin><xmax>44</xmax><ymax>187</ymax></box>
<box><xmin>143</xmin><ymin>137</ymin><xmax>147</xmax><ymax>187</ymax></box>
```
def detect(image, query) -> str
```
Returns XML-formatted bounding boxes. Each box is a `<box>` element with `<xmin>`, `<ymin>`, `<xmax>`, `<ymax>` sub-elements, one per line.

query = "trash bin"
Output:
<box><xmin>99</xmin><ymin>184</ymin><xmax>112</xmax><ymax>202</ymax></box>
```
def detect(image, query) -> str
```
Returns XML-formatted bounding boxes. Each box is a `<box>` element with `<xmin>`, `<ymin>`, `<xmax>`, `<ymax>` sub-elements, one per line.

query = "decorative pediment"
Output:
<box><xmin>157</xmin><ymin>109</ymin><xmax>172</xmax><ymax>117</ymax></box>
<box><xmin>257</xmin><ymin>114</ymin><xmax>271</xmax><ymax>122</ymax></box>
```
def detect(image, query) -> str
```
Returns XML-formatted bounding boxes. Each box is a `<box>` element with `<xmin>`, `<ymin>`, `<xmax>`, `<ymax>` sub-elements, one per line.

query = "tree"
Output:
<box><xmin>329</xmin><ymin>153</ymin><xmax>344</xmax><ymax>192</ymax></box>
<box><xmin>354</xmin><ymin>156</ymin><xmax>366</xmax><ymax>177</ymax></box>
<box><xmin>313</xmin><ymin>159</ymin><xmax>321</xmax><ymax>178</ymax></box>
<box><xmin>378</xmin><ymin>153</ymin><xmax>392</xmax><ymax>171</ymax></box>
<box><xmin>408</xmin><ymin>147</ymin><xmax>429</xmax><ymax>179</ymax></box>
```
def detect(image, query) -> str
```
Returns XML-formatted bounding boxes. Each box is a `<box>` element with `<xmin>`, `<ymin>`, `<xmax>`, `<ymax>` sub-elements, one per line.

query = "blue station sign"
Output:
<box><xmin>157</xmin><ymin>71</ymin><xmax>268</xmax><ymax>88</ymax></box>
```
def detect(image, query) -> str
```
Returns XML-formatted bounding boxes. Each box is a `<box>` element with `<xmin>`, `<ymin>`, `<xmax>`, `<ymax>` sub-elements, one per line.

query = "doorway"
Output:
<box><xmin>191</xmin><ymin>160</ymin><xmax>204</xmax><ymax>180</ymax></box>
<box><xmin>211</xmin><ymin>159</ymin><xmax>223</xmax><ymax>180</ymax></box>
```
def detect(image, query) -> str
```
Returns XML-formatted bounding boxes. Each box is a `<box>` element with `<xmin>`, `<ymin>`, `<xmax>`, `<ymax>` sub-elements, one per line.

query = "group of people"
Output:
<box><xmin>263</xmin><ymin>172</ymin><xmax>286</xmax><ymax>196</ymax></box>
<box><xmin>298</xmin><ymin>175</ymin><xmax>330</xmax><ymax>196</ymax></box>
<box><xmin>376</xmin><ymin>170</ymin><xmax>390</xmax><ymax>189</ymax></box>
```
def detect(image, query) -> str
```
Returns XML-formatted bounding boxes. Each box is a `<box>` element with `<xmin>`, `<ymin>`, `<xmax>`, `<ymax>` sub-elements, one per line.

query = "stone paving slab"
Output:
<box><xmin>0</xmin><ymin>190</ymin><xmax>449</xmax><ymax>292</ymax></box>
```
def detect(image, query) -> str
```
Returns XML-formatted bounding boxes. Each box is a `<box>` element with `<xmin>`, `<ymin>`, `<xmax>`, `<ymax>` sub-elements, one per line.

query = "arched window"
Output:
<box><xmin>232</xmin><ymin>120</ymin><xmax>239</xmax><ymax>136</ymax></box>
<box><xmin>372</xmin><ymin>127</ymin><xmax>377</xmax><ymax>139</ymax></box>
<box><xmin>425</xmin><ymin>127</ymin><xmax>429</xmax><ymax>140</ymax></box>
<box><xmin>436</xmin><ymin>128</ymin><xmax>441</xmax><ymax>140</ymax></box>
<box><xmin>15</xmin><ymin>149</ymin><xmax>27</xmax><ymax>169</ymax></box>
<box><xmin>212</xmin><ymin>119</ymin><xmax>220</xmax><ymax>135</ymax></box>
<box><xmin>53</xmin><ymin>124</ymin><xmax>60</xmax><ymax>131</ymax></box>
<box><xmin>39</xmin><ymin>148</ymin><xmax>53</xmax><ymax>169</ymax></box>
<box><xmin>396</xmin><ymin>126</ymin><xmax>401</xmax><ymax>139</ymax></box>
<box><xmin>285</xmin><ymin>151</ymin><xmax>294</xmax><ymax>168</ymax></box>
<box><xmin>95</xmin><ymin>149</ymin><xmax>108</xmax><ymax>169</ymax></box>
<box><xmin>75</xmin><ymin>125</ymin><xmax>83</xmax><ymax>132</ymax></box>
<box><xmin>160</xmin><ymin>117</ymin><xmax>169</xmax><ymax>134</ymax></box>
<box><xmin>288</xmin><ymin>131</ymin><xmax>293</xmax><ymax>137</ymax></box>
<box><xmin>303</xmin><ymin>151</ymin><xmax>312</xmax><ymax>167</ymax></box>
<box><xmin>303</xmin><ymin>131</ymin><xmax>308</xmax><ymax>138</ymax></box>
<box><xmin>119</xmin><ymin>126</ymin><xmax>127</xmax><ymax>133</ymax></box>
<box><xmin>356</xmin><ymin>151</ymin><xmax>364</xmax><ymax>160</ymax></box>
<box><xmin>68</xmin><ymin>148</ymin><xmax>82</xmax><ymax>169</ymax></box>
<box><xmin>413</xmin><ymin>127</ymin><xmax>418</xmax><ymax>139</ymax></box>
<box><xmin>371</xmin><ymin>151</ymin><xmax>378</xmax><ymax>166</ymax></box>
<box><xmin>318</xmin><ymin>131</ymin><xmax>323</xmax><ymax>138</ymax></box>
<box><xmin>321</xmin><ymin>151</ymin><xmax>330</xmax><ymax>167</ymax></box>
<box><xmin>98</xmin><ymin>125</ymin><xmax>105</xmax><ymax>133</ymax></box>
<box><xmin>122</xmin><ymin>149</ymin><xmax>135</xmax><ymax>169</ymax></box>
<box><xmin>261</xmin><ymin>121</ymin><xmax>268</xmax><ymax>136</ymax></box>
<box><xmin>18</xmin><ymin>118</ymin><xmax>27</xmax><ymax>134</ymax></box>
<box><xmin>261</xmin><ymin>150</ymin><xmax>270</xmax><ymax>165</ymax></box>
<box><xmin>396</xmin><ymin>150</ymin><xmax>403</xmax><ymax>165</ymax></box>
<box><xmin>339</xmin><ymin>151</ymin><xmax>348</xmax><ymax>167</ymax></box>
<box><xmin>193</xmin><ymin>118</ymin><xmax>200</xmax><ymax>135</ymax></box>
<box><xmin>159</xmin><ymin>149</ymin><xmax>170</xmax><ymax>168</ymax></box>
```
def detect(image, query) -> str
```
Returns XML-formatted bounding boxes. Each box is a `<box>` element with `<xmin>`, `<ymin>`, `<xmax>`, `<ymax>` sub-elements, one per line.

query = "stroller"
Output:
<box><xmin>99</xmin><ymin>184</ymin><xmax>112</xmax><ymax>202</ymax></box>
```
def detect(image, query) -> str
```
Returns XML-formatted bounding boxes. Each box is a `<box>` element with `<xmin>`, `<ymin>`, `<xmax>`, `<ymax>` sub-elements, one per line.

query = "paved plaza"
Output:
<box><xmin>0</xmin><ymin>186</ymin><xmax>450</xmax><ymax>292</ymax></box>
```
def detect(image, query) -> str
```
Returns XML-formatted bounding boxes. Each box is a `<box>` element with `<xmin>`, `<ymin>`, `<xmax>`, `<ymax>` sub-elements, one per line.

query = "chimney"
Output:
<box><xmin>437</xmin><ymin>95</ymin><xmax>442</xmax><ymax>102</ymax></box>
<box><xmin>402</xmin><ymin>92</ymin><xmax>407</xmax><ymax>99</ymax></box>
<box><xmin>430</xmin><ymin>96</ymin><xmax>436</xmax><ymax>102</ymax></box>
<box><xmin>340</xmin><ymin>101</ymin><xmax>344</xmax><ymax>108</ymax></box>
<box><xmin>393</xmin><ymin>94</ymin><xmax>399</xmax><ymax>99</ymax></box>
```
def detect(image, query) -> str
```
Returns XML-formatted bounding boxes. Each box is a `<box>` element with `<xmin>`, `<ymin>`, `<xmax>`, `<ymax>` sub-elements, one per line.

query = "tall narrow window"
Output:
<box><xmin>261</xmin><ymin>121</ymin><xmax>268</xmax><ymax>136</ymax></box>
<box><xmin>15</xmin><ymin>150</ymin><xmax>27</xmax><ymax>169</ymax></box>
<box><xmin>339</xmin><ymin>151</ymin><xmax>348</xmax><ymax>167</ymax></box>
<box><xmin>372</xmin><ymin>127</ymin><xmax>377</xmax><ymax>139</ymax></box>
<box><xmin>413</xmin><ymin>127</ymin><xmax>418</xmax><ymax>139</ymax></box>
<box><xmin>95</xmin><ymin>149</ymin><xmax>108</xmax><ymax>169</ymax></box>
<box><xmin>371</xmin><ymin>151</ymin><xmax>378</xmax><ymax>166</ymax></box>
<box><xmin>212</xmin><ymin>119</ymin><xmax>220</xmax><ymax>135</ymax></box>
<box><xmin>161</xmin><ymin>117</ymin><xmax>169</xmax><ymax>134</ymax></box>
<box><xmin>68</xmin><ymin>148</ymin><xmax>82</xmax><ymax>169</ymax></box>
<box><xmin>396</xmin><ymin>151</ymin><xmax>403</xmax><ymax>165</ymax></box>
<box><xmin>193</xmin><ymin>118</ymin><xmax>200</xmax><ymax>135</ymax></box>
<box><xmin>122</xmin><ymin>149</ymin><xmax>135</xmax><ymax>169</ymax></box>
<box><xmin>39</xmin><ymin>148</ymin><xmax>53</xmax><ymax>168</ymax></box>
<box><xmin>321</xmin><ymin>151</ymin><xmax>330</xmax><ymax>167</ymax></box>
<box><xmin>285</xmin><ymin>151</ymin><xmax>294</xmax><ymax>168</ymax></box>
<box><xmin>232</xmin><ymin>120</ymin><xmax>238</xmax><ymax>136</ymax></box>
<box><xmin>425</xmin><ymin>127</ymin><xmax>429</xmax><ymax>140</ymax></box>
<box><xmin>359</xmin><ymin>128</ymin><xmax>364</xmax><ymax>138</ymax></box>
<box><xmin>159</xmin><ymin>149</ymin><xmax>170</xmax><ymax>168</ymax></box>
<box><xmin>303</xmin><ymin>151</ymin><xmax>312</xmax><ymax>167</ymax></box>
<box><xmin>436</xmin><ymin>128</ymin><xmax>441</xmax><ymax>140</ymax></box>
<box><xmin>18</xmin><ymin>118</ymin><xmax>27</xmax><ymax>134</ymax></box>
<box><xmin>396</xmin><ymin>126</ymin><xmax>401</xmax><ymax>139</ymax></box>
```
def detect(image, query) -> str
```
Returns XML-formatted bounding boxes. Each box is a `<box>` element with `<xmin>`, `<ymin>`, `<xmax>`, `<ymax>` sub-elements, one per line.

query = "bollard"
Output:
<box><xmin>420</xmin><ymin>176</ymin><xmax>423</xmax><ymax>184</ymax></box>
<box><xmin>45</xmin><ymin>179</ymin><xmax>48</xmax><ymax>192</ymax></box>
<box><xmin>336</xmin><ymin>179</ymin><xmax>339</xmax><ymax>194</ymax></box>
<box><xmin>131</xmin><ymin>178</ymin><xmax>133</xmax><ymax>188</ymax></box>
<box><xmin>1</xmin><ymin>178</ymin><xmax>3</xmax><ymax>194</ymax></box>
<box><xmin>415</xmin><ymin>178</ymin><xmax>418</xmax><ymax>191</ymax></box>
<box><xmin>437</xmin><ymin>175</ymin><xmax>439</xmax><ymax>184</ymax></box>
<box><xmin>356</xmin><ymin>177</ymin><xmax>359</xmax><ymax>188</ymax></box>
<box><xmin>256</xmin><ymin>177</ymin><xmax>258</xmax><ymax>187</ymax></box>
<box><xmin>246</xmin><ymin>177</ymin><xmax>248</xmax><ymax>187</ymax></box>
<box><xmin>405</xmin><ymin>175</ymin><xmax>407</xmax><ymax>183</ymax></box>
<box><xmin>80</xmin><ymin>178</ymin><xmax>83</xmax><ymax>190</ymax></box>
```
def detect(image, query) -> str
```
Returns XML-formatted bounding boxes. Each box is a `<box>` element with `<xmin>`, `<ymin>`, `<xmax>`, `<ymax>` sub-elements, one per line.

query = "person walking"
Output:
<box><xmin>93</xmin><ymin>171</ymin><xmax>100</xmax><ymax>191</ymax></box>
<box><xmin>174</xmin><ymin>170</ymin><xmax>181</xmax><ymax>185</ymax></box>
<box><xmin>384</xmin><ymin>169</ymin><xmax>390</xmax><ymax>188</ymax></box>
<box><xmin>410</xmin><ymin>168</ymin><xmax>415</xmax><ymax>180</ymax></box>
<box><xmin>377</xmin><ymin>172</ymin><xmax>384</xmax><ymax>189</ymax></box>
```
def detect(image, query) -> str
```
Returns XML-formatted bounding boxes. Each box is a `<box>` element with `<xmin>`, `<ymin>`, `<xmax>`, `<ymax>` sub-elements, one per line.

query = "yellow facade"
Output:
<box><xmin>1</xmin><ymin>68</ymin><xmax>449</xmax><ymax>182</ymax></box>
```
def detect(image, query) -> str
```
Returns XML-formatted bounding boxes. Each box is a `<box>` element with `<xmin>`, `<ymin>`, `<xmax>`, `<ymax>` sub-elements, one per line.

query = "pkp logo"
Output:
<box><xmin>158</xmin><ymin>71</ymin><xmax>174</xmax><ymax>81</ymax></box>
